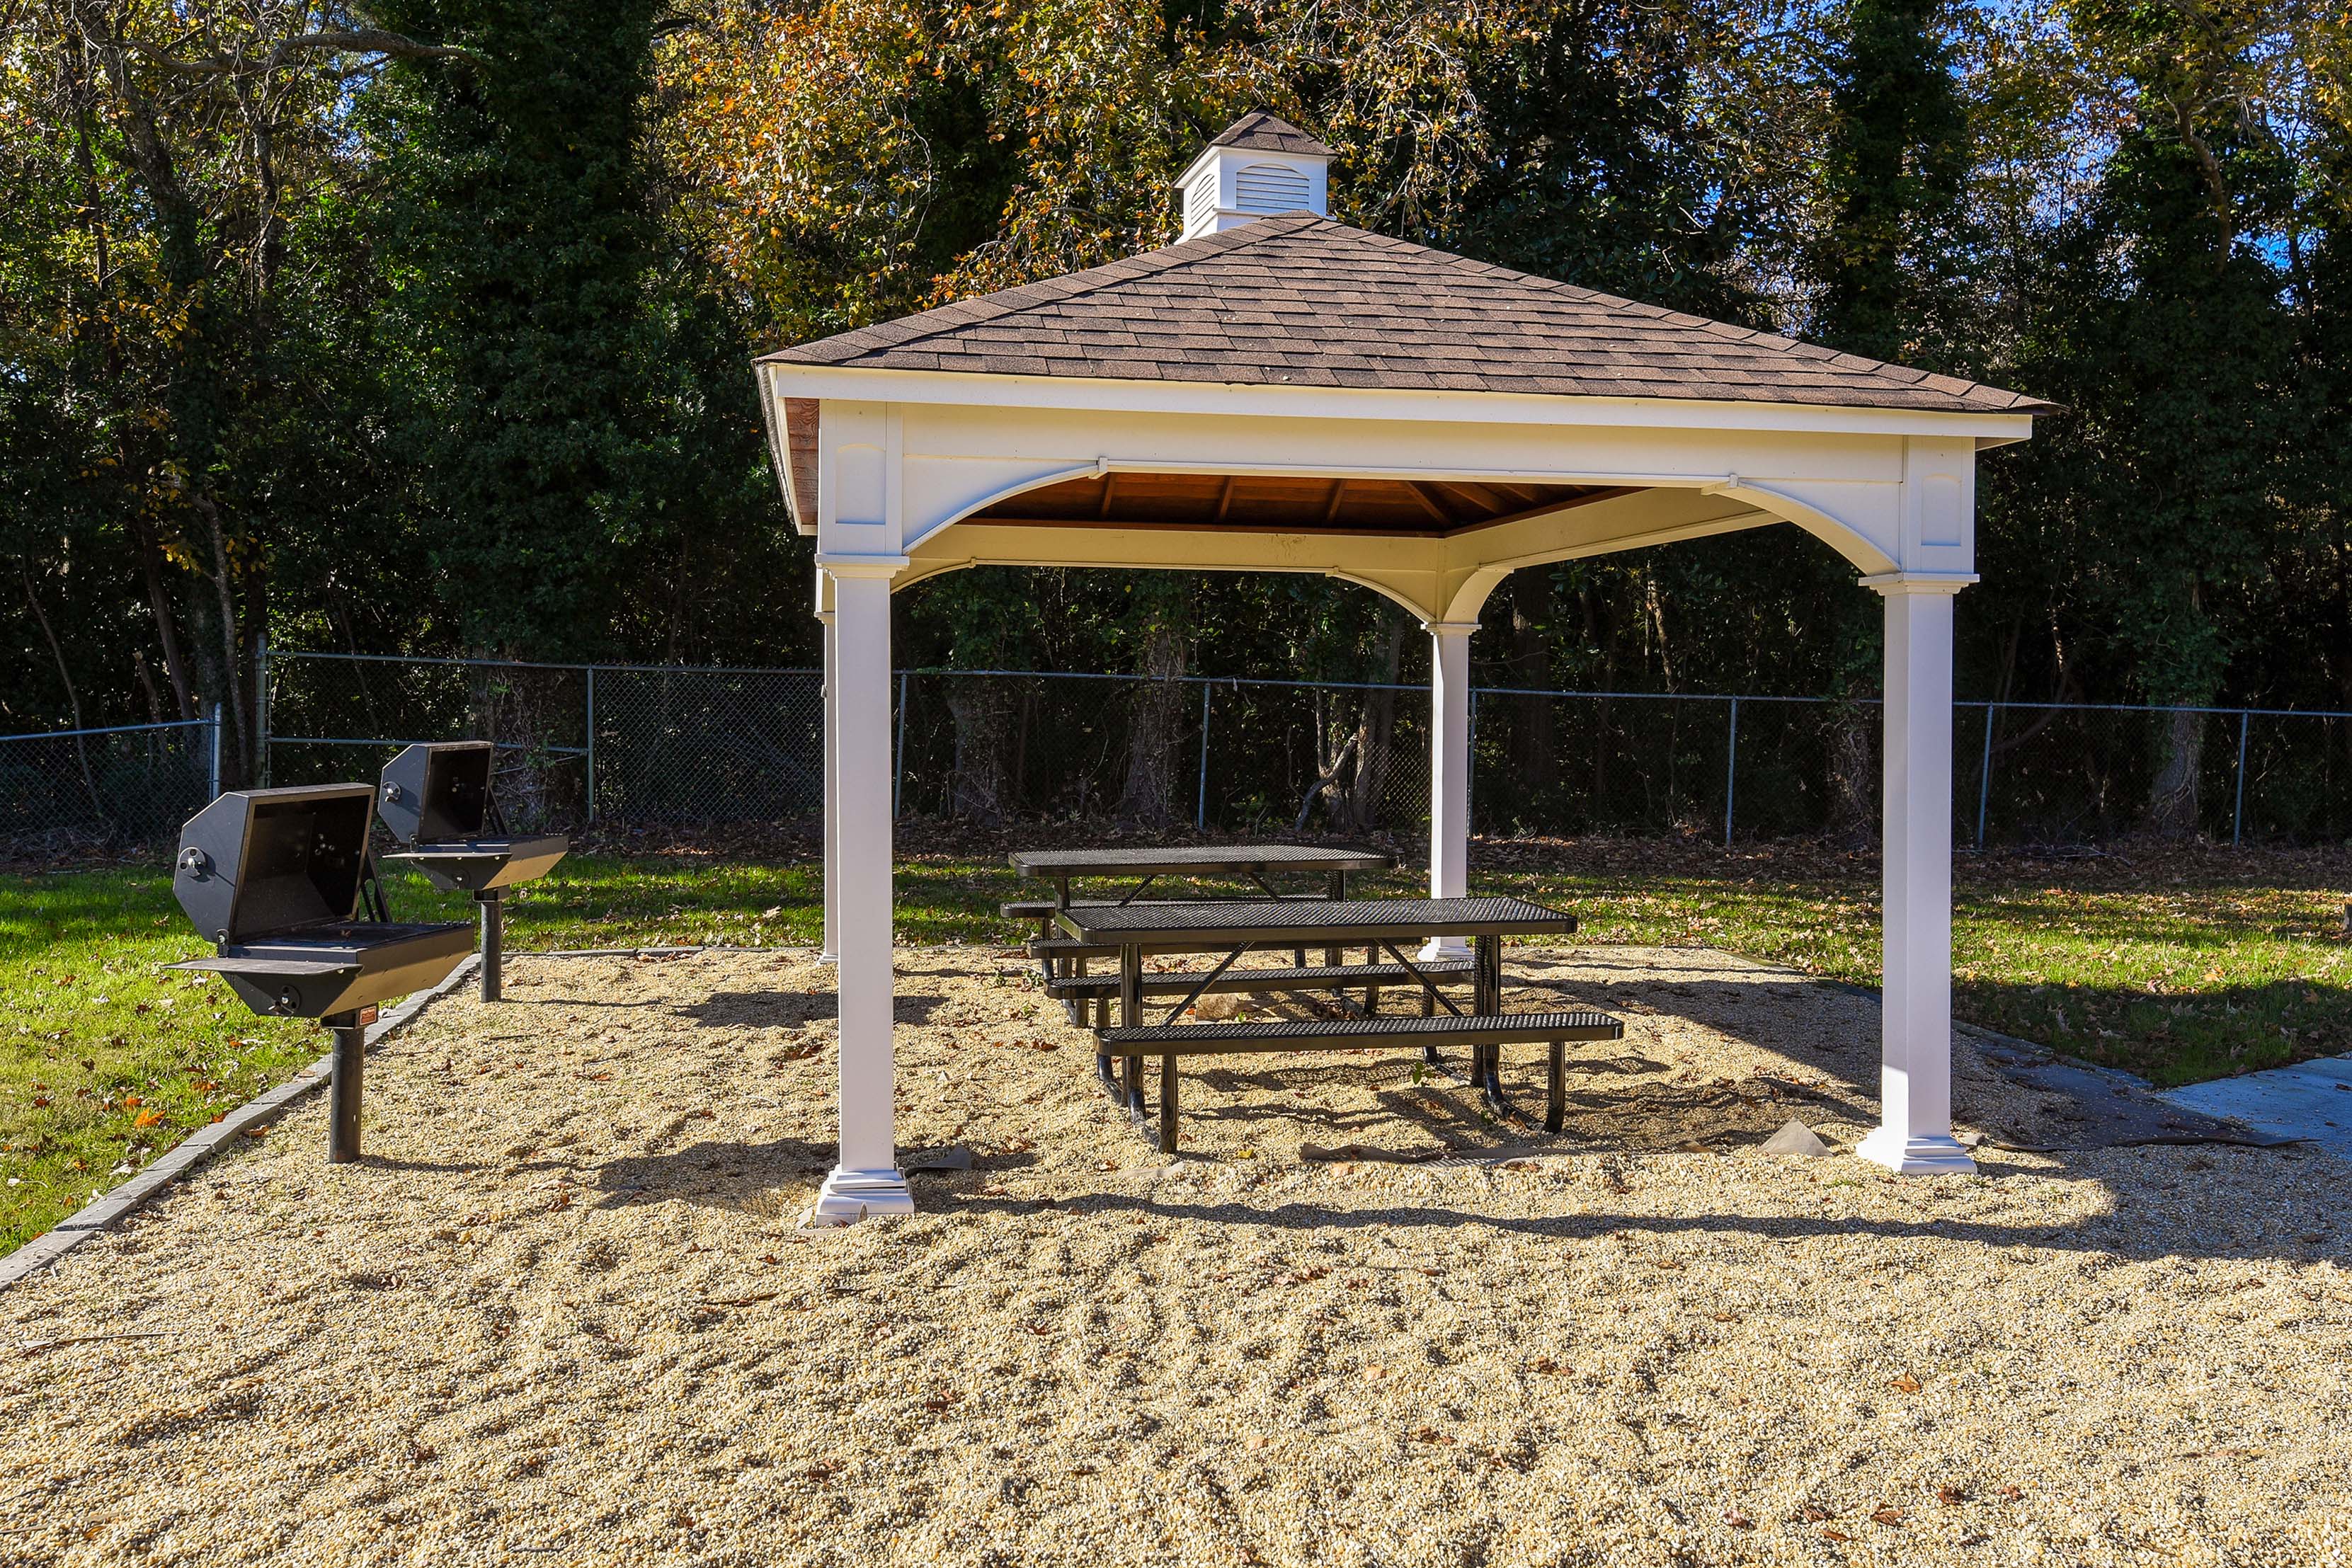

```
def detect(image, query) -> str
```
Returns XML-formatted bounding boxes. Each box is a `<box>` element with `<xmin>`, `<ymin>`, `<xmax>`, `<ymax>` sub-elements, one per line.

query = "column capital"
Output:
<box><xmin>818</xmin><ymin>554</ymin><xmax>911</xmax><ymax>581</ymax></box>
<box><xmin>1420</xmin><ymin>619</ymin><xmax>1481</xmax><ymax>636</ymax></box>
<box><xmin>1860</xmin><ymin>571</ymin><xmax>1977</xmax><ymax>597</ymax></box>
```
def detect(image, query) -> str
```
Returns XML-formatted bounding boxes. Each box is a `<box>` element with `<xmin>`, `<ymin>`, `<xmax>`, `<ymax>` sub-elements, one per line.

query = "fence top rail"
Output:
<box><xmin>269</xmin><ymin>736</ymin><xmax>589</xmax><ymax>756</ymax></box>
<box><xmin>0</xmin><ymin>719</ymin><xmax>212</xmax><ymax>743</ymax></box>
<box><xmin>264</xmin><ymin>651</ymin><xmax>2352</xmax><ymax>722</ymax></box>
<box><xmin>272</xmin><ymin>649</ymin><xmax>821</xmax><ymax>677</ymax></box>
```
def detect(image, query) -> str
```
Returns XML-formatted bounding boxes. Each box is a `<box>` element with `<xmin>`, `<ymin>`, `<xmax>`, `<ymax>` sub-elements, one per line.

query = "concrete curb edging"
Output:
<box><xmin>0</xmin><ymin>954</ymin><xmax>484</xmax><ymax>1294</ymax></box>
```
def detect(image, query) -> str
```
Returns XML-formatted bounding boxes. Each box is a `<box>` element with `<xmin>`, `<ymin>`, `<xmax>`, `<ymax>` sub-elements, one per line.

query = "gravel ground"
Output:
<box><xmin>3</xmin><ymin>944</ymin><xmax>2348</xmax><ymax>1567</ymax></box>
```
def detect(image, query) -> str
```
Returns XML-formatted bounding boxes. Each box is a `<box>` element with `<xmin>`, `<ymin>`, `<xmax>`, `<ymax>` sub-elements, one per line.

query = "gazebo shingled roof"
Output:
<box><xmin>760</xmin><ymin>213</ymin><xmax>2047</xmax><ymax>414</ymax></box>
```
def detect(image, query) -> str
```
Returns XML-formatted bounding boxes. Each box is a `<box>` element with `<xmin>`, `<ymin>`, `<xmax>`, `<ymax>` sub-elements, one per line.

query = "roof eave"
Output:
<box><xmin>755</xmin><ymin>362</ymin><xmax>2045</xmax><ymax>442</ymax></box>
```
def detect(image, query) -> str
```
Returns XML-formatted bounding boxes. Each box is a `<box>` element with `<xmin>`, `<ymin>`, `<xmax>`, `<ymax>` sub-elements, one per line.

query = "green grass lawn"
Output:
<box><xmin>2</xmin><ymin>837</ymin><xmax>2346</xmax><ymax>1254</ymax></box>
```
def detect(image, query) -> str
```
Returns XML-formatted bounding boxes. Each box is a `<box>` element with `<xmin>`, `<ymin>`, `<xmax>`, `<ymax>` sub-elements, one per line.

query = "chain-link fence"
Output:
<box><xmin>0</xmin><ymin>719</ymin><xmax>219</xmax><ymax>852</ymax></box>
<box><xmin>17</xmin><ymin>654</ymin><xmax>2344</xmax><ymax>849</ymax></box>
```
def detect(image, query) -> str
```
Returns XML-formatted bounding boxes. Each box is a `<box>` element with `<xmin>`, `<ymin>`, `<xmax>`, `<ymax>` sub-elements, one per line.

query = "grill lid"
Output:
<box><xmin>173</xmin><ymin>785</ymin><xmax>375</xmax><ymax>944</ymax></box>
<box><xmin>377</xmin><ymin>741</ymin><xmax>495</xmax><ymax>845</ymax></box>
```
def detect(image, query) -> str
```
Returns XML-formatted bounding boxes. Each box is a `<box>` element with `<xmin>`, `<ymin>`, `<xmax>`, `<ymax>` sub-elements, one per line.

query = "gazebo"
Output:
<box><xmin>755</xmin><ymin>113</ymin><xmax>2048</xmax><ymax>1223</ymax></box>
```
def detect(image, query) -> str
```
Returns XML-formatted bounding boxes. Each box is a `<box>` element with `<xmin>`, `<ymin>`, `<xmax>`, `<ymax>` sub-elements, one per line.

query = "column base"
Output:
<box><xmin>801</xmin><ymin>1166</ymin><xmax>915</xmax><ymax>1226</ymax></box>
<box><xmin>1855</xmin><ymin>1126</ymin><xmax>1976</xmax><ymax>1175</ymax></box>
<box><xmin>816</xmin><ymin>948</ymin><xmax>839</xmax><ymax>965</ymax></box>
<box><xmin>1417</xmin><ymin>937</ymin><xmax>1471</xmax><ymax>962</ymax></box>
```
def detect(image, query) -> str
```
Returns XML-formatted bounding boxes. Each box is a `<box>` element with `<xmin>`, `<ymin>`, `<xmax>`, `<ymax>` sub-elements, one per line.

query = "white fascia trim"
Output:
<box><xmin>760</xmin><ymin>365</ymin><xmax>2040</xmax><ymax>442</ymax></box>
<box><xmin>1103</xmin><ymin>457</ymin><xmax>1737</xmax><ymax>488</ymax></box>
<box><xmin>753</xmin><ymin>365</ymin><xmax>797</xmax><ymax>522</ymax></box>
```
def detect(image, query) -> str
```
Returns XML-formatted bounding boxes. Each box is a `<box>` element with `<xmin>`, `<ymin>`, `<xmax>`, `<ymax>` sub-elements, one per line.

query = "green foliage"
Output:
<box><xmin>3</xmin><ymin>0</ymin><xmax>2351</xmax><ymax>782</ymax></box>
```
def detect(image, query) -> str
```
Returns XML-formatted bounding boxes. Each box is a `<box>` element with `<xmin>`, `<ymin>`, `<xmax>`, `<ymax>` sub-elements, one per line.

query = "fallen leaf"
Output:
<box><xmin>1723</xmin><ymin>1511</ymin><xmax>1754</xmax><ymax>1529</ymax></box>
<box><xmin>1711</xmin><ymin>1310</ymin><xmax>1740</xmax><ymax>1322</ymax></box>
<box><xmin>1889</xmin><ymin>1374</ymin><xmax>1922</xmax><ymax>1393</ymax></box>
<box><xmin>134</xmin><ymin>1111</ymin><xmax>163</xmax><ymax>1128</ymax></box>
<box><xmin>1938</xmin><ymin>1484</ymin><xmax>1968</xmax><ymax>1505</ymax></box>
<box><xmin>1801</xmin><ymin>1506</ymin><xmax>1832</xmax><ymax>1523</ymax></box>
<box><xmin>243</xmin><ymin>1126</ymin><xmax>269</xmax><ymax>1139</ymax></box>
<box><xmin>1530</xmin><ymin>1356</ymin><xmax>1558</xmax><ymax>1375</ymax></box>
<box><xmin>1872</xmin><ymin>1507</ymin><xmax>1906</xmax><ymax>1526</ymax></box>
<box><xmin>1821</xmin><ymin>1528</ymin><xmax>1850</xmax><ymax>1543</ymax></box>
<box><xmin>922</xmin><ymin>1392</ymin><xmax>962</xmax><ymax>1413</ymax></box>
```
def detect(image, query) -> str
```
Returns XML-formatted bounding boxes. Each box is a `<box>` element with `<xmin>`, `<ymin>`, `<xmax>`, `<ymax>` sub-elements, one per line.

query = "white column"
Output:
<box><xmin>1856</xmin><ymin>573</ymin><xmax>1976</xmax><ymax>1175</ymax></box>
<box><xmin>809</xmin><ymin>564</ymin><xmax>915</xmax><ymax>1223</ymax></box>
<box><xmin>1420</xmin><ymin>621</ymin><xmax>1476</xmax><ymax>962</ymax></box>
<box><xmin>816</xmin><ymin>603</ymin><xmax>840</xmax><ymax>964</ymax></box>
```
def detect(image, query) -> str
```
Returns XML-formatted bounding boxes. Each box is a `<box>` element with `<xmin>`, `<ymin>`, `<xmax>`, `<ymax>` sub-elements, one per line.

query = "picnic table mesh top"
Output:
<box><xmin>1009</xmin><ymin>845</ymin><xmax>1394</xmax><ymax>874</ymax></box>
<box><xmin>1059</xmin><ymin>895</ymin><xmax>1574</xmax><ymax>939</ymax></box>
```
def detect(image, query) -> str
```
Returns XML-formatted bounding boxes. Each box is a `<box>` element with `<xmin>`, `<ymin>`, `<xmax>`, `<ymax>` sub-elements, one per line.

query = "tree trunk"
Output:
<box><xmin>22</xmin><ymin>566</ymin><xmax>103</xmax><ymax>822</ymax></box>
<box><xmin>1117</xmin><ymin>617</ymin><xmax>1187</xmax><ymax>828</ymax></box>
<box><xmin>2148</xmin><ymin>706</ymin><xmax>2205</xmax><ymax>837</ymax></box>
<box><xmin>1827</xmin><ymin>702</ymin><xmax>1876</xmax><ymax>840</ymax></box>
<box><xmin>945</xmin><ymin>678</ymin><xmax>1014</xmax><ymax>825</ymax></box>
<box><xmin>1507</xmin><ymin>570</ymin><xmax>1557</xmax><ymax>791</ymax></box>
<box><xmin>1345</xmin><ymin>608</ymin><xmax>1407</xmax><ymax>831</ymax></box>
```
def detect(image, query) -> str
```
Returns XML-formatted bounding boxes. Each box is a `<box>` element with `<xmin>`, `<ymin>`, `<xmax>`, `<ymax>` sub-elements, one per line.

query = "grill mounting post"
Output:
<box><xmin>477</xmin><ymin>890</ymin><xmax>504</xmax><ymax>1002</ymax></box>
<box><xmin>328</xmin><ymin>1009</ymin><xmax>364</xmax><ymax>1163</ymax></box>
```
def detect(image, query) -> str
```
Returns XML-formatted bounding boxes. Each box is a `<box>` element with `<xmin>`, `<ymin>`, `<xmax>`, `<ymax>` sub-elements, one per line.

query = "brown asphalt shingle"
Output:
<box><xmin>761</xmin><ymin>215</ymin><xmax>2050</xmax><ymax>416</ymax></box>
<box><xmin>1206</xmin><ymin>111</ymin><xmax>1334</xmax><ymax>159</ymax></box>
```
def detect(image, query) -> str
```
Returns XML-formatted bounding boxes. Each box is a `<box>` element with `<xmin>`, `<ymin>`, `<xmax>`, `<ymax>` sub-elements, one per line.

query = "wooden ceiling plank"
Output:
<box><xmin>1402</xmin><ymin>480</ymin><xmax>1457</xmax><ymax>525</ymax></box>
<box><xmin>1211</xmin><ymin>474</ymin><xmax>1237</xmax><ymax>522</ymax></box>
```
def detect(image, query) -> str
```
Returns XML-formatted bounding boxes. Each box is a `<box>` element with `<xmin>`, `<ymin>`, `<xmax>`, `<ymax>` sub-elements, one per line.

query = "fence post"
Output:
<box><xmin>255</xmin><ymin>635</ymin><xmax>270</xmax><ymax>786</ymax></box>
<box><xmin>2232</xmin><ymin>709</ymin><xmax>2251</xmax><ymax>846</ymax></box>
<box><xmin>892</xmin><ymin>671</ymin><xmax>908</xmax><ymax>819</ymax></box>
<box><xmin>207</xmin><ymin>702</ymin><xmax>222</xmax><ymax>801</ymax></box>
<box><xmin>1976</xmin><ymin>702</ymin><xmax>1996</xmax><ymax>847</ymax></box>
<box><xmin>1195</xmin><ymin>682</ymin><xmax>1212</xmax><ymax>830</ymax></box>
<box><xmin>585</xmin><ymin>665</ymin><xmax>598</xmax><ymax>825</ymax></box>
<box><xmin>1723</xmin><ymin>697</ymin><xmax>1739</xmax><ymax>847</ymax></box>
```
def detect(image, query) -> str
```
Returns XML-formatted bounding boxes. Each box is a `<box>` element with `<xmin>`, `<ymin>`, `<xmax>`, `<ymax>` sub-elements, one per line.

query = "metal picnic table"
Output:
<box><xmin>1057</xmin><ymin>894</ymin><xmax>1582</xmax><ymax>1122</ymax></box>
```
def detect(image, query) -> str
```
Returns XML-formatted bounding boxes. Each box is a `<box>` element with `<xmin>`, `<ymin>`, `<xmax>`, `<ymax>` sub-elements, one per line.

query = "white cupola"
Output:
<box><xmin>1177</xmin><ymin>111</ymin><xmax>1335</xmax><ymax>241</ymax></box>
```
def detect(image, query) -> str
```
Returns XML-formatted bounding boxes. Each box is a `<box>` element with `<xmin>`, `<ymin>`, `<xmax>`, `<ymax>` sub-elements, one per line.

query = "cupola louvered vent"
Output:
<box><xmin>1177</xmin><ymin>112</ymin><xmax>1335</xmax><ymax>239</ymax></box>
<box><xmin>1234</xmin><ymin>164</ymin><xmax>1310</xmax><ymax>214</ymax></box>
<box><xmin>1184</xmin><ymin>169</ymin><xmax>1218</xmax><ymax>236</ymax></box>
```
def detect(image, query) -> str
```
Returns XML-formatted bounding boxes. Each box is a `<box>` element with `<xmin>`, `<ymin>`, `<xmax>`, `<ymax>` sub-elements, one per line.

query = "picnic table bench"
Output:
<box><xmin>1058</xmin><ymin>895</ymin><xmax>1621</xmax><ymax>1153</ymax></box>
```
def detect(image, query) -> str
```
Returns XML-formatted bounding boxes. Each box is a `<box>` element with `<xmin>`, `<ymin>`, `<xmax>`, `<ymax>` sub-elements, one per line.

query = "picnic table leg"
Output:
<box><xmin>1475</xmin><ymin>935</ymin><xmax>1505</xmax><ymax>1110</ymax></box>
<box><xmin>1324</xmin><ymin>873</ymin><xmax>1344</xmax><ymax>968</ymax></box>
<box><xmin>1160</xmin><ymin>1053</ymin><xmax>1179</xmax><ymax>1155</ymax></box>
<box><xmin>1120</xmin><ymin>944</ymin><xmax>1147</xmax><ymax>1122</ymax></box>
<box><xmin>1546</xmin><ymin>1041</ymin><xmax>1565</xmax><ymax>1133</ymax></box>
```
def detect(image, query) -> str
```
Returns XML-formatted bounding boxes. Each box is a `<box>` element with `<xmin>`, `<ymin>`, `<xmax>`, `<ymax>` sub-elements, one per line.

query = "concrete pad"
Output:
<box><xmin>2160</xmin><ymin>1054</ymin><xmax>2352</xmax><ymax>1161</ymax></box>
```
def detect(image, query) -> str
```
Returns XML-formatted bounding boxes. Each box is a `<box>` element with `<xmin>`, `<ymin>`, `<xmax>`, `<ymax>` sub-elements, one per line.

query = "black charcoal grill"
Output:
<box><xmin>375</xmin><ymin>741</ymin><xmax>568</xmax><ymax>1002</ymax></box>
<box><xmin>167</xmin><ymin>784</ymin><xmax>472</xmax><ymax>1162</ymax></box>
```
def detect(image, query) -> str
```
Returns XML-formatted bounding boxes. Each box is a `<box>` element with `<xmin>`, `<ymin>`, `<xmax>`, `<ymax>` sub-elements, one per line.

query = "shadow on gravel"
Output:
<box><xmin>941</xmin><ymin>1150</ymin><xmax>2352</xmax><ymax>1269</ymax></box>
<box><xmin>668</xmin><ymin>990</ymin><xmax>946</xmax><ymax>1026</ymax></box>
<box><xmin>591</xmin><ymin>1136</ymin><xmax>836</xmax><ymax>1210</ymax></box>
